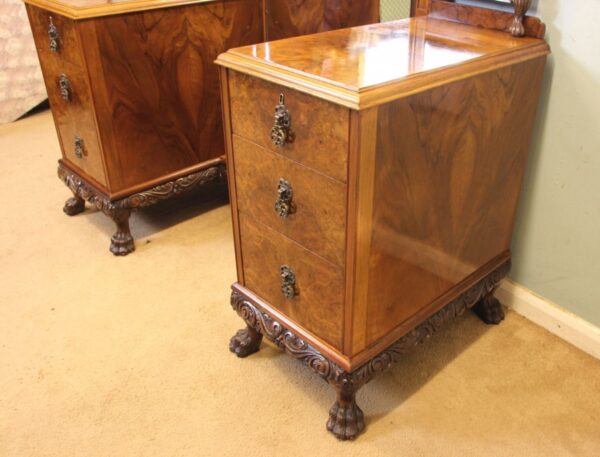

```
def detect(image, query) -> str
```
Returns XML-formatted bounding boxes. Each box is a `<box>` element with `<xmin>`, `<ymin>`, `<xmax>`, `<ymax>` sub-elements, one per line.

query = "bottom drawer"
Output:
<box><xmin>239</xmin><ymin>214</ymin><xmax>344</xmax><ymax>350</ymax></box>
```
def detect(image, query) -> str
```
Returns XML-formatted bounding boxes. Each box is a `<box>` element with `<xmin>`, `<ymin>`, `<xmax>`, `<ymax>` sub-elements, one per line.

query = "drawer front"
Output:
<box><xmin>234</xmin><ymin>135</ymin><xmax>346</xmax><ymax>266</ymax></box>
<box><xmin>45</xmin><ymin>63</ymin><xmax>107</xmax><ymax>186</ymax></box>
<box><xmin>229</xmin><ymin>71</ymin><xmax>349</xmax><ymax>183</ymax></box>
<box><xmin>239</xmin><ymin>214</ymin><xmax>344</xmax><ymax>350</ymax></box>
<box><xmin>26</xmin><ymin>6</ymin><xmax>84</xmax><ymax>69</ymax></box>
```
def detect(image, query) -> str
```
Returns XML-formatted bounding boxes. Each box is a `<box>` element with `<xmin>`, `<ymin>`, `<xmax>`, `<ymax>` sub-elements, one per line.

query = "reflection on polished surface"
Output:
<box><xmin>233</xmin><ymin>17</ymin><xmax>543</xmax><ymax>90</ymax></box>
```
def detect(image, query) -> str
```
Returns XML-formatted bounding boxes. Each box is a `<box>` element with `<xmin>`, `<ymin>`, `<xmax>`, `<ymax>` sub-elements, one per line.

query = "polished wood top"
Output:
<box><xmin>23</xmin><ymin>0</ymin><xmax>216</xmax><ymax>19</ymax></box>
<box><xmin>216</xmin><ymin>17</ymin><xmax>550</xmax><ymax>109</ymax></box>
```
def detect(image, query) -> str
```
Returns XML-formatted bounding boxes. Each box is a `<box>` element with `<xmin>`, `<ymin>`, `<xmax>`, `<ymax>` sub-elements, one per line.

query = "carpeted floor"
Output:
<box><xmin>1</xmin><ymin>111</ymin><xmax>599</xmax><ymax>456</ymax></box>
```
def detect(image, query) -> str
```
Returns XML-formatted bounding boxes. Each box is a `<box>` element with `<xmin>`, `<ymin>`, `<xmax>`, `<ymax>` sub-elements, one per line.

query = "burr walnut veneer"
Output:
<box><xmin>217</xmin><ymin>10</ymin><xmax>549</xmax><ymax>440</ymax></box>
<box><xmin>24</xmin><ymin>0</ymin><xmax>378</xmax><ymax>255</ymax></box>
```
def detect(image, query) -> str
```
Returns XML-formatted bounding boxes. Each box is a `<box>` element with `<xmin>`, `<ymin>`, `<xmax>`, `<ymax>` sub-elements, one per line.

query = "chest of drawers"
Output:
<box><xmin>24</xmin><ymin>0</ymin><xmax>379</xmax><ymax>255</ymax></box>
<box><xmin>217</xmin><ymin>3</ymin><xmax>549</xmax><ymax>440</ymax></box>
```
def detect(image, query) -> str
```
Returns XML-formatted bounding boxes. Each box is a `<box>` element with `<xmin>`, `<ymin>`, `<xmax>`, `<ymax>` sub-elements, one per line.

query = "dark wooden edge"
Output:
<box><xmin>230</xmin><ymin>258</ymin><xmax>510</xmax><ymax>376</ymax></box>
<box><xmin>57</xmin><ymin>160</ymin><xmax>226</xmax><ymax>213</ymax></box>
<box><xmin>219</xmin><ymin>67</ymin><xmax>245</xmax><ymax>284</ymax></box>
<box><xmin>428</xmin><ymin>0</ymin><xmax>545</xmax><ymax>39</ymax></box>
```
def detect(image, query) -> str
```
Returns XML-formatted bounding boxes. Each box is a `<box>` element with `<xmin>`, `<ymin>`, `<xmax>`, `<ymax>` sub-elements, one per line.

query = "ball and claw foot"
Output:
<box><xmin>110</xmin><ymin>231</ymin><xmax>135</xmax><ymax>256</ymax></box>
<box><xmin>63</xmin><ymin>196</ymin><xmax>85</xmax><ymax>216</ymax></box>
<box><xmin>229</xmin><ymin>326</ymin><xmax>263</xmax><ymax>358</ymax></box>
<box><xmin>109</xmin><ymin>209</ymin><xmax>135</xmax><ymax>256</ymax></box>
<box><xmin>473</xmin><ymin>294</ymin><xmax>505</xmax><ymax>325</ymax></box>
<box><xmin>327</xmin><ymin>399</ymin><xmax>365</xmax><ymax>440</ymax></box>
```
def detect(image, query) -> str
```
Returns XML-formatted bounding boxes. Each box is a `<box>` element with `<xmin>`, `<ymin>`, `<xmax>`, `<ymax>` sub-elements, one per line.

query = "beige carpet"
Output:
<box><xmin>1</xmin><ymin>111</ymin><xmax>599</xmax><ymax>457</ymax></box>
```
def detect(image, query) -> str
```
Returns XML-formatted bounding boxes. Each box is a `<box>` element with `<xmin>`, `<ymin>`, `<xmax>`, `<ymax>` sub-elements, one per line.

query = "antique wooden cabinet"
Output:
<box><xmin>24</xmin><ymin>0</ymin><xmax>379</xmax><ymax>255</ymax></box>
<box><xmin>217</xmin><ymin>0</ymin><xmax>549</xmax><ymax>440</ymax></box>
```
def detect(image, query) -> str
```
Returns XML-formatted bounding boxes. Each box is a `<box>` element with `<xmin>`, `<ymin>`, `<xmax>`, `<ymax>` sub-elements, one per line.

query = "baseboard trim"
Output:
<box><xmin>497</xmin><ymin>280</ymin><xmax>600</xmax><ymax>360</ymax></box>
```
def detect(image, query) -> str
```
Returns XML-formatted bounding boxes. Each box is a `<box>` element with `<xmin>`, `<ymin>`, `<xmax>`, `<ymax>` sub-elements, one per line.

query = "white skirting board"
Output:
<box><xmin>496</xmin><ymin>280</ymin><xmax>600</xmax><ymax>360</ymax></box>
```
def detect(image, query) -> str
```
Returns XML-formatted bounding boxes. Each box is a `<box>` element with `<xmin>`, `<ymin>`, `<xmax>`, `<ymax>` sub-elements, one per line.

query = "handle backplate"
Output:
<box><xmin>74</xmin><ymin>135</ymin><xmax>84</xmax><ymax>158</ymax></box>
<box><xmin>58</xmin><ymin>74</ymin><xmax>71</xmax><ymax>101</ymax></box>
<box><xmin>275</xmin><ymin>178</ymin><xmax>294</xmax><ymax>218</ymax></box>
<box><xmin>270</xmin><ymin>93</ymin><xmax>291</xmax><ymax>148</ymax></box>
<box><xmin>280</xmin><ymin>265</ymin><xmax>296</xmax><ymax>299</ymax></box>
<box><xmin>48</xmin><ymin>17</ymin><xmax>59</xmax><ymax>52</ymax></box>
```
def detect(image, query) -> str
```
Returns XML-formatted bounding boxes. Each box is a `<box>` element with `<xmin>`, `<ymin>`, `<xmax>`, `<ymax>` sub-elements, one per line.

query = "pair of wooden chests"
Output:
<box><xmin>26</xmin><ymin>0</ymin><xmax>549</xmax><ymax>440</ymax></box>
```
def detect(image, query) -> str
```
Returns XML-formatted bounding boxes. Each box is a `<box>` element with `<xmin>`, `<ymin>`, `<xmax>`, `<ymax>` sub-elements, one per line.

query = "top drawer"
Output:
<box><xmin>26</xmin><ymin>6</ymin><xmax>84</xmax><ymax>69</ymax></box>
<box><xmin>228</xmin><ymin>71</ymin><xmax>349</xmax><ymax>183</ymax></box>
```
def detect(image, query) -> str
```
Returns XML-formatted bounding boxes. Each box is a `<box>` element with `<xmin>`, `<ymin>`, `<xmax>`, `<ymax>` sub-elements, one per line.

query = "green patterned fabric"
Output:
<box><xmin>381</xmin><ymin>0</ymin><xmax>411</xmax><ymax>21</ymax></box>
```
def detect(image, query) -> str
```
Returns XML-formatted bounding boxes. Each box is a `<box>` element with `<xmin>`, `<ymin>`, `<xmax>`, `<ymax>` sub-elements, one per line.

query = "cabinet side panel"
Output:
<box><xmin>265</xmin><ymin>0</ymin><xmax>380</xmax><ymax>41</ymax></box>
<box><xmin>79</xmin><ymin>0</ymin><xmax>263</xmax><ymax>193</ymax></box>
<box><xmin>347</xmin><ymin>108</ymin><xmax>378</xmax><ymax>356</ymax></box>
<box><xmin>362</xmin><ymin>57</ymin><xmax>546</xmax><ymax>349</ymax></box>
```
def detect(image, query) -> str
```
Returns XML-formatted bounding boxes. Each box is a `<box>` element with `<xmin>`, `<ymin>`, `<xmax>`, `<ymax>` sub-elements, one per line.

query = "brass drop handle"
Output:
<box><xmin>280</xmin><ymin>265</ymin><xmax>296</xmax><ymax>299</ymax></box>
<box><xmin>58</xmin><ymin>74</ymin><xmax>71</xmax><ymax>101</ymax></box>
<box><xmin>270</xmin><ymin>93</ymin><xmax>291</xmax><ymax>147</ymax></box>
<box><xmin>74</xmin><ymin>135</ymin><xmax>84</xmax><ymax>158</ymax></box>
<box><xmin>275</xmin><ymin>178</ymin><xmax>294</xmax><ymax>218</ymax></box>
<box><xmin>48</xmin><ymin>16</ymin><xmax>59</xmax><ymax>52</ymax></box>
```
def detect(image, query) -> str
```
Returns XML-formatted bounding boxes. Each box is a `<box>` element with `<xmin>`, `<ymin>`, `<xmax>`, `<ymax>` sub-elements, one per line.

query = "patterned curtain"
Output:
<box><xmin>0</xmin><ymin>0</ymin><xmax>46</xmax><ymax>124</ymax></box>
<box><xmin>381</xmin><ymin>0</ymin><xmax>412</xmax><ymax>21</ymax></box>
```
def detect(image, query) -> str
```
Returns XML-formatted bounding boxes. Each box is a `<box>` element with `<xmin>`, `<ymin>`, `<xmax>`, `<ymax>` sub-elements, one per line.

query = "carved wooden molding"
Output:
<box><xmin>122</xmin><ymin>166</ymin><xmax>226</xmax><ymax>208</ymax></box>
<box><xmin>57</xmin><ymin>162</ymin><xmax>226</xmax><ymax>215</ymax></box>
<box><xmin>424</xmin><ymin>0</ymin><xmax>545</xmax><ymax>39</ymax></box>
<box><xmin>231</xmin><ymin>259</ymin><xmax>511</xmax><ymax>387</ymax></box>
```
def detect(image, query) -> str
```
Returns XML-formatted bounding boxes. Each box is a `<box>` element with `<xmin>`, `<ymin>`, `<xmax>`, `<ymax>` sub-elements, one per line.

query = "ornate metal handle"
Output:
<box><xmin>270</xmin><ymin>93</ymin><xmax>291</xmax><ymax>148</ymax></box>
<box><xmin>48</xmin><ymin>16</ymin><xmax>59</xmax><ymax>52</ymax></box>
<box><xmin>275</xmin><ymin>178</ymin><xmax>294</xmax><ymax>218</ymax></box>
<box><xmin>280</xmin><ymin>265</ymin><xmax>296</xmax><ymax>299</ymax></box>
<box><xmin>74</xmin><ymin>135</ymin><xmax>84</xmax><ymax>158</ymax></box>
<box><xmin>58</xmin><ymin>74</ymin><xmax>71</xmax><ymax>101</ymax></box>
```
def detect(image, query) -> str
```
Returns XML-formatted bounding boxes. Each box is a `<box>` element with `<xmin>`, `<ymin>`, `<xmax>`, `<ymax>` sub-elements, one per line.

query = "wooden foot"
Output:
<box><xmin>108</xmin><ymin>209</ymin><xmax>134</xmax><ymax>256</ymax></box>
<box><xmin>327</xmin><ymin>383</ymin><xmax>365</xmax><ymax>440</ymax></box>
<box><xmin>63</xmin><ymin>196</ymin><xmax>85</xmax><ymax>215</ymax></box>
<box><xmin>230</xmin><ymin>325</ymin><xmax>263</xmax><ymax>357</ymax></box>
<box><xmin>58</xmin><ymin>161</ymin><xmax>226</xmax><ymax>256</ymax></box>
<box><xmin>473</xmin><ymin>291</ymin><xmax>505</xmax><ymax>325</ymax></box>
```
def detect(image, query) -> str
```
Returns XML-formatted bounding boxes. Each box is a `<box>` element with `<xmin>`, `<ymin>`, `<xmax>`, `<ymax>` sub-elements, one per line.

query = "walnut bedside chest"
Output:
<box><xmin>24</xmin><ymin>0</ymin><xmax>379</xmax><ymax>255</ymax></box>
<box><xmin>217</xmin><ymin>1</ymin><xmax>549</xmax><ymax>440</ymax></box>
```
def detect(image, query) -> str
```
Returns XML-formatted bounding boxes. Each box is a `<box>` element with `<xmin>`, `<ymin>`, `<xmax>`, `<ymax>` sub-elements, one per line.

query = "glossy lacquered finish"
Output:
<box><xmin>219</xmin><ymin>11</ymin><xmax>550</xmax><ymax>440</ymax></box>
<box><xmin>26</xmin><ymin>0</ymin><xmax>379</xmax><ymax>254</ymax></box>
<box><xmin>216</xmin><ymin>17</ymin><xmax>549</xmax><ymax>109</ymax></box>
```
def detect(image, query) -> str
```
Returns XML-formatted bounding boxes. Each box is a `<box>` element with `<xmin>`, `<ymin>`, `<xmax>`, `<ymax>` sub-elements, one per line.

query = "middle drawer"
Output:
<box><xmin>233</xmin><ymin>135</ymin><xmax>346</xmax><ymax>267</ymax></box>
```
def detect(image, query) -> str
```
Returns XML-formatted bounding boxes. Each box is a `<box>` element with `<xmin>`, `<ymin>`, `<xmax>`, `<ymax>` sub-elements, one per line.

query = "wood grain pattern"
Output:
<box><xmin>358</xmin><ymin>56</ymin><xmax>547</xmax><ymax>349</ymax></box>
<box><xmin>26</xmin><ymin>6</ymin><xmax>84</xmax><ymax>67</ymax></box>
<box><xmin>239</xmin><ymin>214</ymin><xmax>344</xmax><ymax>350</ymax></box>
<box><xmin>77</xmin><ymin>0</ymin><xmax>262</xmax><ymax>194</ymax></box>
<box><xmin>228</xmin><ymin>70</ymin><xmax>349</xmax><ymax>182</ymax></box>
<box><xmin>264</xmin><ymin>0</ymin><xmax>379</xmax><ymax>41</ymax></box>
<box><xmin>233</xmin><ymin>135</ymin><xmax>346</xmax><ymax>266</ymax></box>
<box><xmin>217</xmin><ymin>17</ymin><xmax>550</xmax><ymax>109</ymax></box>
